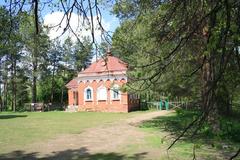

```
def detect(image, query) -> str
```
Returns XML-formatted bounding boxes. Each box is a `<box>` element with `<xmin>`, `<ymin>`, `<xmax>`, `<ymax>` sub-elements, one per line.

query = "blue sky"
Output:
<box><xmin>98</xmin><ymin>3</ymin><xmax>120</xmax><ymax>33</ymax></box>
<box><xmin>41</xmin><ymin>1</ymin><xmax>120</xmax><ymax>32</ymax></box>
<box><xmin>0</xmin><ymin>0</ymin><xmax>120</xmax><ymax>42</ymax></box>
<box><xmin>42</xmin><ymin>2</ymin><xmax>120</xmax><ymax>43</ymax></box>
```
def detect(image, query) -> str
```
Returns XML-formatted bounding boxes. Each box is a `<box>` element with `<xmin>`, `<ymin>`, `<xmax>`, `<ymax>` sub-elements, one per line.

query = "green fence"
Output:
<box><xmin>140</xmin><ymin>99</ymin><xmax>190</xmax><ymax>111</ymax></box>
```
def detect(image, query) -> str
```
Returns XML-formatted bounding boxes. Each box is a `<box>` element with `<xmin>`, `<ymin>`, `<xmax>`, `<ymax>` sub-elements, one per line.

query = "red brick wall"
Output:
<box><xmin>76</xmin><ymin>79</ymin><xmax>129</xmax><ymax>112</ymax></box>
<box><xmin>67</xmin><ymin>78</ymin><xmax>140</xmax><ymax>112</ymax></box>
<box><xmin>68</xmin><ymin>90</ymin><xmax>74</xmax><ymax>105</ymax></box>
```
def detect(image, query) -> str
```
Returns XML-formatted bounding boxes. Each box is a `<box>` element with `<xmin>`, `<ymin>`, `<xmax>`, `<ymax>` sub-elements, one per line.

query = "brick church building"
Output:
<box><xmin>65</xmin><ymin>50</ymin><xmax>140</xmax><ymax>112</ymax></box>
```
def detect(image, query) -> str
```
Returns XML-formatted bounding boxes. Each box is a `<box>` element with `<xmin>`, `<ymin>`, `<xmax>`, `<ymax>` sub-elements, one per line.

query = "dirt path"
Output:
<box><xmin>9</xmin><ymin>110</ymin><xmax>173</xmax><ymax>159</ymax></box>
<box><xmin>126</xmin><ymin>110</ymin><xmax>173</xmax><ymax>124</ymax></box>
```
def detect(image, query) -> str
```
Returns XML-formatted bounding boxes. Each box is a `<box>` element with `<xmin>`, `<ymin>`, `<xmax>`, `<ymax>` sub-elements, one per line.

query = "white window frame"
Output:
<box><xmin>97</xmin><ymin>86</ymin><xmax>107</xmax><ymax>101</ymax></box>
<box><xmin>84</xmin><ymin>87</ymin><xmax>93</xmax><ymax>101</ymax></box>
<box><xmin>111</xmin><ymin>84</ymin><xmax>121</xmax><ymax>100</ymax></box>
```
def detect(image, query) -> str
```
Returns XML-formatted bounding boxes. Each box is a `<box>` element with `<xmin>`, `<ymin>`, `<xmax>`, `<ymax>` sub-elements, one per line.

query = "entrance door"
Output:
<box><xmin>73</xmin><ymin>91</ymin><xmax>78</xmax><ymax>105</ymax></box>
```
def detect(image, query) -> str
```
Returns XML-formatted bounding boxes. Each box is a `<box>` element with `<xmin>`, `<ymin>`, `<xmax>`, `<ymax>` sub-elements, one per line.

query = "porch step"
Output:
<box><xmin>65</xmin><ymin>105</ymin><xmax>78</xmax><ymax>112</ymax></box>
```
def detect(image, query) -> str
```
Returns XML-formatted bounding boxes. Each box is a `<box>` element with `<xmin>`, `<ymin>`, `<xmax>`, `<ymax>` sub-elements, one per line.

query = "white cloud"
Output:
<box><xmin>43</xmin><ymin>12</ymin><xmax>110</xmax><ymax>43</ymax></box>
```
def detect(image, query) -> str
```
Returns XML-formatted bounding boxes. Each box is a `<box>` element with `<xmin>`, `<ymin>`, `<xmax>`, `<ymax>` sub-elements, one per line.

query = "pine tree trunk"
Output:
<box><xmin>11</xmin><ymin>58</ymin><xmax>17</xmax><ymax>112</ymax></box>
<box><xmin>32</xmin><ymin>63</ymin><xmax>37</xmax><ymax>103</ymax></box>
<box><xmin>201</xmin><ymin>57</ymin><xmax>220</xmax><ymax>133</ymax></box>
<box><xmin>61</xmin><ymin>88</ymin><xmax>64</xmax><ymax>104</ymax></box>
<box><xmin>0</xmin><ymin>85</ymin><xmax>2</xmax><ymax>112</ymax></box>
<box><xmin>3</xmin><ymin>81</ymin><xmax>8</xmax><ymax>111</ymax></box>
<box><xmin>32</xmin><ymin>36</ymin><xmax>38</xmax><ymax>104</ymax></box>
<box><xmin>0</xmin><ymin>57</ymin><xmax>2</xmax><ymax>111</ymax></box>
<box><xmin>13</xmin><ymin>59</ymin><xmax>17</xmax><ymax>112</ymax></box>
<box><xmin>200</xmin><ymin>1</ymin><xmax>221</xmax><ymax>133</ymax></box>
<box><xmin>60</xmin><ymin>69</ymin><xmax>65</xmax><ymax>105</ymax></box>
<box><xmin>2</xmin><ymin>59</ymin><xmax>8</xmax><ymax>111</ymax></box>
<box><xmin>50</xmin><ymin>64</ymin><xmax>55</xmax><ymax>103</ymax></box>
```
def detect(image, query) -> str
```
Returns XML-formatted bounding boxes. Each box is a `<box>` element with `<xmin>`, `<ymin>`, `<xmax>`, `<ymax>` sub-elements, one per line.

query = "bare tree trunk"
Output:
<box><xmin>3</xmin><ymin>81</ymin><xmax>8</xmax><ymax>111</ymax></box>
<box><xmin>50</xmin><ymin>64</ymin><xmax>55</xmax><ymax>103</ymax></box>
<box><xmin>11</xmin><ymin>60</ymin><xmax>13</xmax><ymax>111</ymax></box>
<box><xmin>60</xmin><ymin>69</ymin><xmax>65</xmax><ymax>105</ymax></box>
<box><xmin>32</xmin><ymin>61</ymin><xmax>37</xmax><ymax>103</ymax></box>
<box><xmin>200</xmin><ymin>2</ymin><xmax>221</xmax><ymax>133</ymax></box>
<box><xmin>0</xmin><ymin>58</ymin><xmax>2</xmax><ymax>111</ymax></box>
<box><xmin>61</xmin><ymin>88</ymin><xmax>64</xmax><ymax>104</ymax></box>
<box><xmin>32</xmin><ymin>36</ymin><xmax>38</xmax><ymax>104</ymax></box>
<box><xmin>11</xmin><ymin>56</ymin><xmax>17</xmax><ymax>112</ymax></box>
<box><xmin>215</xmin><ymin>84</ymin><xmax>232</xmax><ymax>116</ymax></box>
<box><xmin>13</xmin><ymin>60</ymin><xmax>17</xmax><ymax>112</ymax></box>
<box><xmin>31</xmin><ymin>0</ymin><xmax>40</xmax><ymax>104</ymax></box>
<box><xmin>0</xmin><ymin>84</ymin><xmax>2</xmax><ymax>112</ymax></box>
<box><xmin>2</xmin><ymin>58</ymin><xmax>8</xmax><ymax>111</ymax></box>
<box><xmin>201</xmin><ymin>56</ymin><xmax>220</xmax><ymax>132</ymax></box>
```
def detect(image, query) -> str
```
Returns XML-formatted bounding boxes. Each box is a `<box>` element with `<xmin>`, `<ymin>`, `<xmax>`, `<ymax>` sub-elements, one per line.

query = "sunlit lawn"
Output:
<box><xmin>0</xmin><ymin>111</ymin><xmax>143</xmax><ymax>154</ymax></box>
<box><xmin>1</xmin><ymin>110</ymin><xmax>239</xmax><ymax>159</ymax></box>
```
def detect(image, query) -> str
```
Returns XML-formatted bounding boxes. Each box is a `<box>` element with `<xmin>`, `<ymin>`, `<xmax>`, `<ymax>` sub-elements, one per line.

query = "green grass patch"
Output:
<box><xmin>144</xmin><ymin>135</ymin><xmax>163</xmax><ymax>148</ymax></box>
<box><xmin>0</xmin><ymin>111</ymin><xmax>143</xmax><ymax>154</ymax></box>
<box><xmin>138</xmin><ymin>110</ymin><xmax>240</xmax><ymax>159</ymax></box>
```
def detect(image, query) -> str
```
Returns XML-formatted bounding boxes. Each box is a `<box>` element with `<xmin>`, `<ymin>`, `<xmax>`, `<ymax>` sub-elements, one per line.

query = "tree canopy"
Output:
<box><xmin>111</xmin><ymin>0</ymin><xmax>240</xmax><ymax>150</ymax></box>
<box><xmin>0</xmin><ymin>7</ymin><xmax>93</xmax><ymax>110</ymax></box>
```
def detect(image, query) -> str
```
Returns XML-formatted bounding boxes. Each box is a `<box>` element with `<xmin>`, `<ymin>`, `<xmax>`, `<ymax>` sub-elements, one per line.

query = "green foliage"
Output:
<box><xmin>0</xmin><ymin>10</ymin><xmax>93</xmax><ymax>110</ymax></box>
<box><xmin>112</xmin><ymin>11</ymin><xmax>200</xmax><ymax>102</ymax></box>
<box><xmin>74</xmin><ymin>37</ymin><xmax>93</xmax><ymax>71</ymax></box>
<box><xmin>37</xmin><ymin>78</ymin><xmax>52</xmax><ymax>102</ymax></box>
<box><xmin>219</xmin><ymin>118</ymin><xmax>240</xmax><ymax>142</ymax></box>
<box><xmin>112</xmin><ymin>1</ymin><xmax>240</xmax><ymax>124</ymax></box>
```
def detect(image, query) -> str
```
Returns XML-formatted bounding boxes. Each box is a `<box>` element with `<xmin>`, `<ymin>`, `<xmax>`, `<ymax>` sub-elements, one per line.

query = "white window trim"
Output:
<box><xmin>84</xmin><ymin>86</ymin><xmax>93</xmax><ymax>101</ymax></box>
<box><xmin>111</xmin><ymin>85</ymin><xmax>121</xmax><ymax>101</ymax></box>
<box><xmin>97</xmin><ymin>85</ymin><xmax>107</xmax><ymax>101</ymax></box>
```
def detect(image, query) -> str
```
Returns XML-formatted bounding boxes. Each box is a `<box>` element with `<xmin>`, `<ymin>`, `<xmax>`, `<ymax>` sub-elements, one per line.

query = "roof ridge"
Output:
<box><xmin>79</xmin><ymin>55</ymin><xmax>128</xmax><ymax>74</ymax></box>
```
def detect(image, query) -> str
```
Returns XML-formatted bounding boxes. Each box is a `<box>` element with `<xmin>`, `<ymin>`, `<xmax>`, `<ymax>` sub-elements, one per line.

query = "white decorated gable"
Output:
<box><xmin>76</xmin><ymin>74</ymin><xmax>127</xmax><ymax>84</ymax></box>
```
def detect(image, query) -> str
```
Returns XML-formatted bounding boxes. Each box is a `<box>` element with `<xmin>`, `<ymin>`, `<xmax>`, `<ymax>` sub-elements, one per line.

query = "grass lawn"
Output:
<box><xmin>137</xmin><ymin>110</ymin><xmax>240</xmax><ymax>159</ymax></box>
<box><xmin>0</xmin><ymin>110</ymin><xmax>239</xmax><ymax>159</ymax></box>
<box><xmin>0</xmin><ymin>111</ymin><xmax>143</xmax><ymax>154</ymax></box>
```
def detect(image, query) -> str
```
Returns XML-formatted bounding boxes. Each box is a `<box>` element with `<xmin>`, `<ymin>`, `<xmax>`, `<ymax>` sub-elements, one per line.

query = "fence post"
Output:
<box><xmin>166</xmin><ymin>100</ymin><xmax>169</xmax><ymax>110</ymax></box>
<box><xmin>159</xmin><ymin>100</ymin><xmax>162</xmax><ymax>110</ymax></box>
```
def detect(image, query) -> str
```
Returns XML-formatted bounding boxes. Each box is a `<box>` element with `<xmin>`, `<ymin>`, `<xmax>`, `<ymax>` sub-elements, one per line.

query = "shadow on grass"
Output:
<box><xmin>0</xmin><ymin>147</ymin><xmax>148</xmax><ymax>160</ymax></box>
<box><xmin>0</xmin><ymin>115</ymin><xmax>27</xmax><ymax>119</ymax></box>
<box><xmin>139</xmin><ymin>110</ymin><xmax>240</xmax><ymax>159</ymax></box>
<box><xmin>139</xmin><ymin>110</ymin><xmax>240</xmax><ymax>142</ymax></box>
<box><xmin>139</xmin><ymin>111</ymin><xmax>201</xmax><ymax>137</ymax></box>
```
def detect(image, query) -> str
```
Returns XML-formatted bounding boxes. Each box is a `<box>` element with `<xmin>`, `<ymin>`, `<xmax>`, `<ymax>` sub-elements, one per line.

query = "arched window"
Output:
<box><xmin>97</xmin><ymin>86</ymin><xmax>107</xmax><ymax>100</ymax></box>
<box><xmin>86</xmin><ymin>89</ymin><xmax>92</xmax><ymax>99</ymax></box>
<box><xmin>111</xmin><ymin>84</ymin><xmax>120</xmax><ymax>100</ymax></box>
<box><xmin>84</xmin><ymin>87</ymin><xmax>93</xmax><ymax>101</ymax></box>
